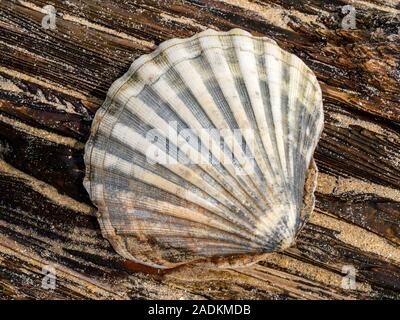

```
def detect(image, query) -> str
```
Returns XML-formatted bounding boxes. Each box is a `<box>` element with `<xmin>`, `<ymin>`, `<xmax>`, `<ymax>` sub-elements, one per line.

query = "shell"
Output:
<box><xmin>84</xmin><ymin>29</ymin><xmax>324</xmax><ymax>269</ymax></box>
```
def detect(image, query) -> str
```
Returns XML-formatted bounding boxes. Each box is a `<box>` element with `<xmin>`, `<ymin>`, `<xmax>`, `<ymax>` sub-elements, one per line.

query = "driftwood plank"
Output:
<box><xmin>0</xmin><ymin>0</ymin><xmax>399</xmax><ymax>299</ymax></box>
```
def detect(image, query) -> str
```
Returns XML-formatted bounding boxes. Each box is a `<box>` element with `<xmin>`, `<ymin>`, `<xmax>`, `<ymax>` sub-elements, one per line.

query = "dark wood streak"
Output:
<box><xmin>295</xmin><ymin>221</ymin><xmax>400</xmax><ymax>296</ymax></box>
<box><xmin>316</xmin><ymin>192</ymin><xmax>400</xmax><ymax>245</ymax></box>
<box><xmin>0</xmin><ymin>120</ymin><xmax>89</xmax><ymax>202</ymax></box>
<box><xmin>0</xmin><ymin>72</ymin><xmax>93</xmax><ymax>140</ymax></box>
<box><xmin>0</xmin><ymin>0</ymin><xmax>399</xmax><ymax>299</ymax></box>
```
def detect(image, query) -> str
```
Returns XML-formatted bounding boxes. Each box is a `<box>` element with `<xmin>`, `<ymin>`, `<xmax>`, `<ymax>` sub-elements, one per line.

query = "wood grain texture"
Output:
<box><xmin>0</xmin><ymin>0</ymin><xmax>399</xmax><ymax>299</ymax></box>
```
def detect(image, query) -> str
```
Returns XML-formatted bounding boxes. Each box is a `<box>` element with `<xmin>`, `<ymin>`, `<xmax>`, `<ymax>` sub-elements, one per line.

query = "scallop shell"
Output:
<box><xmin>84</xmin><ymin>29</ymin><xmax>324</xmax><ymax>269</ymax></box>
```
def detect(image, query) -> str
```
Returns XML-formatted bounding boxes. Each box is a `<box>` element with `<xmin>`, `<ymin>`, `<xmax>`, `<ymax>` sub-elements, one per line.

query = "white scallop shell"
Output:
<box><xmin>84</xmin><ymin>29</ymin><xmax>324</xmax><ymax>269</ymax></box>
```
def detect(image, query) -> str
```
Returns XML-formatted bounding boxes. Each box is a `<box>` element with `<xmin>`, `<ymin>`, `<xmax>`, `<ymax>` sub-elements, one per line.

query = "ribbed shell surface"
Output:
<box><xmin>84</xmin><ymin>29</ymin><xmax>324</xmax><ymax>269</ymax></box>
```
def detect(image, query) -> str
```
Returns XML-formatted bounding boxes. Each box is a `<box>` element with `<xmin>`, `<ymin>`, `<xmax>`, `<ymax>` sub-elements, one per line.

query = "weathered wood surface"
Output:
<box><xmin>0</xmin><ymin>0</ymin><xmax>399</xmax><ymax>300</ymax></box>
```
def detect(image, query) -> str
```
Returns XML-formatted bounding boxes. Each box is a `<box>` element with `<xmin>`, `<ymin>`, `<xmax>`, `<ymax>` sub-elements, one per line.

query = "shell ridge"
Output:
<box><xmin>285</xmin><ymin>53</ymin><xmax>305</xmax><ymax>217</ymax></box>
<box><xmin>109</xmin><ymin>121</ymin><xmax>240</xmax><ymax>212</ymax></box>
<box><xmin>165</xmin><ymin>43</ymin><xmax>271</xmax><ymax>221</ymax></box>
<box><xmin>257</xmin><ymin>51</ymin><xmax>299</xmax><ymax>243</ymax></box>
<box><xmin>96</xmin><ymin>172</ymin><xmax>266</xmax><ymax>246</ymax></box>
<box><xmin>126</xmin><ymin>89</ymin><xmax>268</xmax><ymax>223</ymax></box>
<box><xmin>105</xmin><ymin>28</ymin><xmax>274</xmax><ymax>100</ymax></box>
<box><xmin>261</xmin><ymin>43</ymin><xmax>298</xmax><ymax>243</ymax></box>
<box><xmin>194</xmin><ymin>36</ymin><xmax>276</xmax><ymax>219</ymax></box>
<box><xmin>110</xmin><ymin>122</ymin><xmax>266</xmax><ymax>235</ymax></box>
<box><xmin>144</xmin><ymin>67</ymin><xmax>272</xmax><ymax>222</ymax></box>
<box><xmin>292</xmin><ymin>84</ymin><xmax>323</xmax><ymax>231</ymax></box>
<box><xmin>119</xmin><ymin>193</ymin><xmax>271</xmax><ymax>248</ymax></box>
<box><xmin>291</xmin><ymin>77</ymin><xmax>317</xmax><ymax>212</ymax></box>
<box><xmin>199</xmin><ymin>34</ymin><xmax>279</xmax><ymax>216</ymax></box>
<box><xmin>231</xmin><ymin>35</ymin><xmax>288</xmax><ymax>212</ymax></box>
<box><xmin>279</xmin><ymin>51</ymin><xmax>300</xmax><ymax>240</ymax></box>
<box><xmin>114</xmin><ymin>210</ymin><xmax>262</xmax><ymax>251</ymax></box>
<box><xmin>233</xmin><ymin>35</ymin><xmax>294</xmax><ymax>242</ymax></box>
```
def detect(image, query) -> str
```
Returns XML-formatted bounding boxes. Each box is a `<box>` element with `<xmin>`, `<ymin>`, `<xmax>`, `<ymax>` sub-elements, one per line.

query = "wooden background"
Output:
<box><xmin>0</xmin><ymin>0</ymin><xmax>399</xmax><ymax>299</ymax></box>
